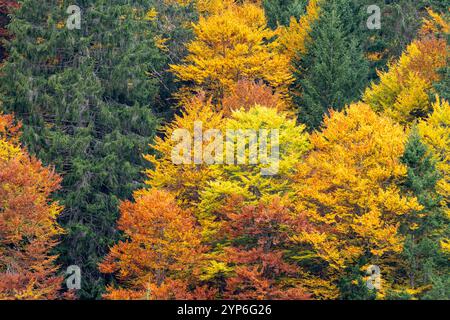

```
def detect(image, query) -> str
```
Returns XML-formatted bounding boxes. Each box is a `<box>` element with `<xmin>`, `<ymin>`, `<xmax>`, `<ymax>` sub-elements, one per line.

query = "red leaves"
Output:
<box><xmin>220</xmin><ymin>196</ymin><xmax>310</xmax><ymax>300</ymax></box>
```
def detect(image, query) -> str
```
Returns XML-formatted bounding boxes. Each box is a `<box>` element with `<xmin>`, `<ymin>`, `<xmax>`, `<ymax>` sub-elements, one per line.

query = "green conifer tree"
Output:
<box><xmin>262</xmin><ymin>0</ymin><xmax>306</xmax><ymax>29</ymax></box>
<box><xmin>0</xmin><ymin>0</ymin><xmax>165</xmax><ymax>298</ymax></box>
<box><xmin>399</xmin><ymin>129</ymin><xmax>450</xmax><ymax>299</ymax></box>
<box><xmin>291</xmin><ymin>0</ymin><xmax>369</xmax><ymax>131</ymax></box>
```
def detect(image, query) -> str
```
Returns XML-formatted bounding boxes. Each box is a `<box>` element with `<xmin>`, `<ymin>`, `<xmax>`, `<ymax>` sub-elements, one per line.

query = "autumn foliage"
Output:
<box><xmin>293</xmin><ymin>103</ymin><xmax>422</xmax><ymax>296</ymax></box>
<box><xmin>1</xmin><ymin>0</ymin><xmax>449</xmax><ymax>301</ymax></box>
<box><xmin>170</xmin><ymin>0</ymin><xmax>292</xmax><ymax>103</ymax></box>
<box><xmin>220</xmin><ymin>196</ymin><xmax>310</xmax><ymax>300</ymax></box>
<box><xmin>364</xmin><ymin>37</ymin><xmax>448</xmax><ymax>124</ymax></box>
<box><xmin>0</xmin><ymin>113</ymin><xmax>65</xmax><ymax>299</ymax></box>
<box><xmin>99</xmin><ymin>189</ymin><xmax>213</xmax><ymax>300</ymax></box>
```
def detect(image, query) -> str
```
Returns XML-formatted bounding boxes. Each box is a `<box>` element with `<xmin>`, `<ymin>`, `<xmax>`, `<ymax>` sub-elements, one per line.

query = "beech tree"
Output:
<box><xmin>291</xmin><ymin>0</ymin><xmax>369</xmax><ymax>131</ymax></box>
<box><xmin>0</xmin><ymin>113</ymin><xmax>65</xmax><ymax>299</ymax></box>
<box><xmin>394</xmin><ymin>129</ymin><xmax>449</xmax><ymax>299</ymax></box>
<box><xmin>293</xmin><ymin>103</ymin><xmax>422</xmax><ymax>297</ymax></box>
<box><xmin>99</xmin><ymin>189</ymin><xmax>213</xmax><ymax>300</ymax></box>
<box><xmin>221</xmin><ymin>196</ymin><xmax>310</xmax><ymax>300</ymax></box>
<box><xmin>364</xmin><ymin>37</ymin><xmax>447</xmax><ymax>124</ymax></box>
<box><xmin>0</xmin><ymin>0</ymin><xmax>166</xmax><ymax>298</ymax></box>
<box><xmin>170</xmin><ymin>0</ymin><xmax>292</xmax><ymax>103</ymax></box>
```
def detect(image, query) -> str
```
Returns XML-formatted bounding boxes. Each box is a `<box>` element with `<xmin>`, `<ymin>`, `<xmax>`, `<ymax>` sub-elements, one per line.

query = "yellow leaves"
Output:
<box><xmin>154</xmin><ymin>35</ymin><xmax>169</xmax><ymax>52</ymax></box>
<box><xmin>144</xmin><ymin>8</ymin><xmax>158</xmax><ymax>21</ymax></box>
<box><xmin>276</xmin><ymin>0</ymin><xmax>322</xmax><ymax>60</ymax></box>
<box><xmin>144</xmin><ymin>95</ymin><xmax>223</xmax><ymax>205</ymax></box>
<box><xmin>170</xmin><ymin>0</ymin><xmax>293</xmax><ymax>102</ymax></box>
<box><xmin>294</xmin><ymin>103</ymin><xmax>420</xmax><ymax>276</ymax></box>
<box><xmin>56</xmin><ymin>21</ymin><xmax>65</xmax><ymax>29</ymax></box>
<box><xmin>0</xmin><ymin>139</ymin><xmax>21</xmax><ymax>161</ymax></box>
<box><xmin>418</xmin><ymin>97</ymin><xmax>450</xmax><ymax>207</ymax></box>
<box><xmin>441</xmin><ymin>239</ymin><xmax>450</xmax><ymax>256</ymax></box>
<box><xmin>364</xmin><ymin>38</ymin><xmax>448</xmax><ymax>124</ymax></box>
<box><xmin>420</xmin><ymin>8</ymin><xmax>450</xmax><ymax>36</ymax></box>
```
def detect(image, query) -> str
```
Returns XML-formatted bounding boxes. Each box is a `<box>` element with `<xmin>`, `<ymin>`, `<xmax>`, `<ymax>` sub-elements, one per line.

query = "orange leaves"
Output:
<box><xmin>99</xmin><ymin>189</ymin><xmax>209</xmax><ymax>300</ymax></box>
<box><xmin>222</xmin><ymin>80</ymin><xmax>290</xmax><ymax>116</ymax></box>
<box><xmin>420</xmin><ymin>9</ymin><xmax>450</xmax><ymax>37</ymax></box>
<box><xmin>0</xmin><ymin>113</ymin><xmax>64</xmax><ymax>300</ymax></box>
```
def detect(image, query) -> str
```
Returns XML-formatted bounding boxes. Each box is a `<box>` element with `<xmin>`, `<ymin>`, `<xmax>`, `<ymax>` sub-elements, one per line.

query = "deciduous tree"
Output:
<box><xmin>99</xmin><ymin>189</ymin><xmax>213</xmax><ymax>300</ymax></box>
<box><xmin>170</xmin><ymin>0</ymin><xmax>292</xmax><ymax>103</ymax></box>
<box><xmin>0</xmin><ymin>113</ymin><xmax>65</xmax><ymax>299</ymax></box>
<box><xmin>364</xmin><ymin>37</ymin><xmax>447</xmax><ymax>124</ymax></box>
<box><xmin>291</xmin><ymin>0</ymin><xmax>369</xmax><ymax>131</ymax></box>
<box><xmin>0</xmin><ymin>0</ymin><xmax>166</xmax><ymax>298</ymax></box>
<box><xmin>220</xmin><ymin>196</ymin><xmax>310</xmax><ymax>300</ymax></box>
<box><xmin>293</xmin><ymin>103</ymin><xmax>422</xmax><ymax>297</ymax></box>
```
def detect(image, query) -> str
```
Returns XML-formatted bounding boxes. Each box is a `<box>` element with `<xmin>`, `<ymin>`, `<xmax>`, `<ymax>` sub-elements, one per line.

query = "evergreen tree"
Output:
<box><xmin>0</xmin><ymin>0</ymin><xmax>165</xmax><ymax>298</ymax></box>
<box><xmin>353</xmin><ymin>1</ymin><xmax>447</xmax><ymax>80</ymax></box>
<box><xmin>399</xmin><ymin>129</ymin><xmax>449</xmax><ymax>298</ymax></box>
<box><xmin>151</xmin><ymin>0</ymin><xmax>198</xmax><ymax>117</ymax></box>
<box><xmin>262</xmin><ymin>0</ymin><xmax>306</xmax><ymax>29</ymax></box>
<box><xmin>0</xmin><ymin>0</ymin><xmax>19</xmax><ymax>63</ymax></box>
<box><xmin>434</xmin><ymin>64</ymin><xmax>450</xmax><ymax>102</ymax></box>
<box><xmin>291</xmin><ymin>0</ymin><xmax>369</xmax><ymax>131</ymax></box>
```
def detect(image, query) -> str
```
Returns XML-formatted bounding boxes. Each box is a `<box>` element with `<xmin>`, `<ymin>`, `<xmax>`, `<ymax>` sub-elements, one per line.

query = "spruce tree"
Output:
<box><xmin>0</xmin><ymin>0</ymin><xmax>19</xmax><ymax>62</ymax></box>
<box><xmin>434</xmin><ymin>64</ymin><xmax>450</xmax><ymax>101</ymax></box>
<box><xmin>291</xmin><ymin>0</ymin><xmax>369</xmax><ymax>131</ymax></box>
<box><xmin>399</xmin><ymin>129</ymin><xmax>449</xmax><ymax>298</ymax></box>
<box><xmin>0</xmin><ymin>0</ymin><xmax>165</xmax><ymax>298</ymax></box>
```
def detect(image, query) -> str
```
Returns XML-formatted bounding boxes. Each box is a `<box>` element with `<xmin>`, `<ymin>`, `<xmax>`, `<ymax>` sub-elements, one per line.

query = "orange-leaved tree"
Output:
<box><xmin>99</xmin><ymin>189</ymin><xmax>214</xmax><ymax>300</ymax></box>
<box><xmin>0</xmin><ymin>113</ymin><xmax>65</xmax><ymax>300</ymax></box>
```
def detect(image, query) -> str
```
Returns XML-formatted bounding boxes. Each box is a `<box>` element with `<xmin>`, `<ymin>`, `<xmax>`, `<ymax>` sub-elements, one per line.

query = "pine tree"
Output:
<box><xmin>291</xmin><ymin>0</ymin><xmax>369</xmax><ymax>131</ymax></box>
<box><xmin>397</xmin><ymin>129</ymin><xmax>449</xmax><ymax>298</ymax></box>
<box><xmin>0</xmin><ymin>0</ymin><xmax>165</xmax><ymax>298</ymax></box>
<box><xmin>434</xmin><ymin>64</ymin><xmax>450</xmax><ymax>102</ymax></box>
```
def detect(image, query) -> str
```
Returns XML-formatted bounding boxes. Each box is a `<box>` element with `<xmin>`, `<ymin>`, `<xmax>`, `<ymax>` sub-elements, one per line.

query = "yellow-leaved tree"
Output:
<box><xmin>197</xmin><ymin>105</ymin><xmax>310</xmax><ymax>242</ymax></box>
<box><xmin>363</xmin><ymin>37</ymin><xmax>448</xmax><ymax>124</ymax></box>
<box><xmin>293</xmin><ymin>103</ymin><xmax>422</xmax><ymax>298</ymax></box>
<box><xmin>144</xmin><ymin>95</ymin><xmax>223</xmax><ymax>206</ymax></box>
<box><xmin>418</xmin><ymin>97</ymin><xmax>450</xmax><ymax>256</ymax></box>
<box><xmin>276</xmin><ymin>0</ymin><xmax>322</xmax><ymax>61</ymax></box>
<box><xmin>170</xmin><ymin>0</ymin><xmax>292</xmax><ymax>103</ymax></box>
